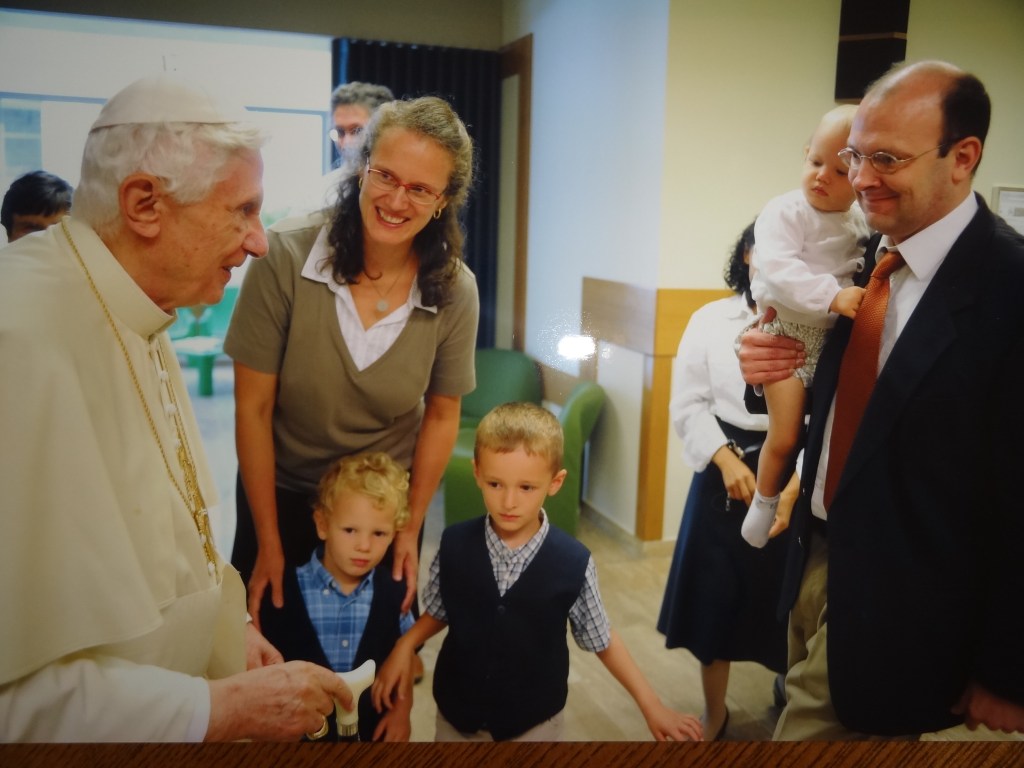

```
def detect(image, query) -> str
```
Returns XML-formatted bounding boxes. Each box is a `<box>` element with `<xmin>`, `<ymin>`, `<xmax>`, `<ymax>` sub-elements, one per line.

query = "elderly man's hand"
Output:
<box><xmin>737</xmin><ymin>308</ymin><xmax>805</xmax><ymax>386</ymax></box>
<box><xmin>206</xmin><ymin>660</ymin><xmax>353</xmax><ymax>742</ymax></box>
<box><xmin>245</xmin><ymin>622</ymin><xmax>284</xmax><ymax>669</ymax></box>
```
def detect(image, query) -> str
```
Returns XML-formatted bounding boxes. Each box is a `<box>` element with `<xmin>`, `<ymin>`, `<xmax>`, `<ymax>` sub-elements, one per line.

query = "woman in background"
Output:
<box><xmin>657</xmin><ymin>222</ymin><xmax>792</xmax><ymax>740</ymax></box>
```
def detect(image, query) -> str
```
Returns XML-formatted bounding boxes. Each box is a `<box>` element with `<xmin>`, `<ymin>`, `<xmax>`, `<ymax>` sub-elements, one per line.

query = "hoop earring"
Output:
<box><xmin>433</xmin><ymin>208</ymin><xmax>442</xmax><ymax>220</ymax></box>
<box><xmin>358</xmin><ymin>176</ymin><xmax>363</xmax><ymax>189</ymax></box>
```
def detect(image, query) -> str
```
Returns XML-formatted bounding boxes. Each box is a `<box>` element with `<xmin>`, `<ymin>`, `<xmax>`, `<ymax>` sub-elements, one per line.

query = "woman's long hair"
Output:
<box><xmin>325</xmin><ymin>96</ymin><xmax>475</xmax><ymax>308</ymax></box>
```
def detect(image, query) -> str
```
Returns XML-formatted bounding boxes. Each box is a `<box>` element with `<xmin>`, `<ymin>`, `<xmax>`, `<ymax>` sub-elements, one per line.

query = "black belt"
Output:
<box><xmin>810</xmin><ymin>516</ymin><xmax>827</xmax><ymax>539</ymax></box>
<box><xmin>716</xmin><ymin>419</ymin><xmax>765</xmax><ymax>459</ymax></box>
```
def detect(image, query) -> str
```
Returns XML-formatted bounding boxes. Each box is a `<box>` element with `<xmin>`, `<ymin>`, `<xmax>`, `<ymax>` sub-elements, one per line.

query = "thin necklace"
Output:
<box><xmin>363</xmin><ymin>254</ymin><xmax>411</xmax><ymax>313</ymax></box>
<box><xmin>61</xmin><ymin>220</ymin><xmax>218</xmax><ymax>575</ymax></box>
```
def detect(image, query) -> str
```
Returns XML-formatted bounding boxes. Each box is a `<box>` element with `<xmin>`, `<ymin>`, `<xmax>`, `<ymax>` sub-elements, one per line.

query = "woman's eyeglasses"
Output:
<box><xmin>364</xmin><ymin>166</ymin><xmax>444</xmax><ymax>206</ymax></box>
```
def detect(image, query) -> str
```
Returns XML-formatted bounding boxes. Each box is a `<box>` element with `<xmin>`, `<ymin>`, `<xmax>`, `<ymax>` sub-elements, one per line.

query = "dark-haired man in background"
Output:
<box><xmin>1</xmin><ymin>170</ymin><xmax>72</xmax><ymax>243</ymax></box>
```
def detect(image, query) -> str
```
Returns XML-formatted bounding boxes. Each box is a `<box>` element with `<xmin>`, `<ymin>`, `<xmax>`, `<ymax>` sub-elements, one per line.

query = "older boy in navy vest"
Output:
<box><xmin>372</xmin><ymin>402</ymin><xmax>703</xmax><ymax>741</ymax></box>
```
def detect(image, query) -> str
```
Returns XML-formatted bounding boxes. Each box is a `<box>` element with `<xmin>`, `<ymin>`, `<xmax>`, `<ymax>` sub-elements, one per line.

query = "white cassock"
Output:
<box><xmin>0</xmin><ymin>217</ymin><xmax>246</xmax><ymax>742</ymax></box>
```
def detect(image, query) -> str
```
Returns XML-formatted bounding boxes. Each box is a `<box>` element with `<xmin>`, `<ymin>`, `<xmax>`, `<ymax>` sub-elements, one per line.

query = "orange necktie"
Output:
<box><xmin>824</xmin><ymin>249</ymin><xmax>905</xmax><ymax>509</ymax></box>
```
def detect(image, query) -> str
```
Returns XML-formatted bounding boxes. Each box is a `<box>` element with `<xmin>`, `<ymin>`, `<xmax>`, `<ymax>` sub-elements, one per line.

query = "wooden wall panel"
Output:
<box><xmin>581</xmin><ymin>278</ymin><xmax>729</xmax><ymax>541</ymax></box>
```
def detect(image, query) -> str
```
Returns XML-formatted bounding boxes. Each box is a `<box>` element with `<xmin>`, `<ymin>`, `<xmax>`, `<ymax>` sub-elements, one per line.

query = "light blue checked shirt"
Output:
<box><xmin>297</xmin><ymin>549</ymin><xmax>414</xmax><ymax>673</ymax></box>
<box><xmin>423</xmin><ymin>511</ymin><xmax>612</xmax><ymax>652</ymax></box>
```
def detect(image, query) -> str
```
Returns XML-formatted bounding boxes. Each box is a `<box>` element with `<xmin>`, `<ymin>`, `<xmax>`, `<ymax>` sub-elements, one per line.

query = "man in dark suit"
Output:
<box><xmin>739</xmin><ymin>60</ymin><xmax>1024</xmax><ymax>740</ymax></box>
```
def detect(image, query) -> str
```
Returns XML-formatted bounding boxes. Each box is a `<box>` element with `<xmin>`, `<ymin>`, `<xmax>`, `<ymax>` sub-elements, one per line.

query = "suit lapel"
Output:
<box><xmin>831</xmin><ymin>201</ymin><xmax>991</xmax><ymax>504</ymax></box>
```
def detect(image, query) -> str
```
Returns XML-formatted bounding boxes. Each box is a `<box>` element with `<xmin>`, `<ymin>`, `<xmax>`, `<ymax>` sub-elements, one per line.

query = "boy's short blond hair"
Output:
<box><xmin>316</xmin><ymin>451</ymin><xmax>410</xmax><ymax>529</ymax></box>
<box><xmin>474</xmin><ymin>402</ymin><xmax>564</xmax><ymax>474</ymax></box>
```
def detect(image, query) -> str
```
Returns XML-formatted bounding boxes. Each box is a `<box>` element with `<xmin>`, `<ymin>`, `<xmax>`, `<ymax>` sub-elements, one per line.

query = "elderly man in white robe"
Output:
<box><xmin>0</xmin><ymin>74</ymin><xmax>351</xmax><ymax>742</ymax></box>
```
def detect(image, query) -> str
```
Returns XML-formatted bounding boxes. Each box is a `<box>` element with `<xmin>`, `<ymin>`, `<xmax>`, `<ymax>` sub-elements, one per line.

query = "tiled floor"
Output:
<box><xmin>185</xmin><ymin>361</ymin><xmax>781</xmax><ymax>742</ymax></box>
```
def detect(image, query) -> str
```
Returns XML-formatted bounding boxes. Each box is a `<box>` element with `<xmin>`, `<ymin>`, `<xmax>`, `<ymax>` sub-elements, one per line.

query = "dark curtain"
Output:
<box><xmin>333</xmin><ymin>38</ymin><xmax>500</xmax><ymax>348</ymax></box>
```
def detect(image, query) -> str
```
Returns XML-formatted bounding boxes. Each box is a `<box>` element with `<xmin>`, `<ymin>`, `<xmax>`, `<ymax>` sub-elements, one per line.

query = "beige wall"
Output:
<box><xmin>906</xmin><ymin>0</ymin><xmax>1024</xmax><ymax>207</ymax></box>
<box><xmin>658</xmin><ymin>0</ymin><xmax>845</xmax><ymax>537</ymax></box>
<box><xmin>1</xmin><ymin>0</ymin><xmax>503</xmax><ymax>49</ymax></box>
<box><xmin>659</xmin><ymin>0</ymin><xmax>1024</xmax><ymax>293</ymax></box>
<box><xmin>501</xmin><ymin>0</ymin><xmax>673</xmax><ymax>536</ymax></box>
<box><xmin>660</xmin><ymin>0</ymin><xmax>844</xmax><ymax>290</ymax></box>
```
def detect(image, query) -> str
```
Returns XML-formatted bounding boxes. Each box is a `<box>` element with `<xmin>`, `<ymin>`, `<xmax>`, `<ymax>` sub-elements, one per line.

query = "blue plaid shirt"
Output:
<box><xmin>297</xmin><ymin>549</ymin><xmax>414</xmax><ymax>673</ymax></box>
<box><xmin>422</xmin><ymin>511</ymin><xmax>612</xmax><ymax>652</ymax></box>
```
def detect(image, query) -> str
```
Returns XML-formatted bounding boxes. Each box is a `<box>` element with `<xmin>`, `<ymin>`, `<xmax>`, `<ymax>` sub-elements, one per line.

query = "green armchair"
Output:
<box><xmin>443</xmin><ymin>380</ymin><xmax>606</xmax><ymax>536</ymax></box>
<box><xmin>460</xmin><ymin>347</ymin><xmax>542</xmax><ymax>430</ymax></box>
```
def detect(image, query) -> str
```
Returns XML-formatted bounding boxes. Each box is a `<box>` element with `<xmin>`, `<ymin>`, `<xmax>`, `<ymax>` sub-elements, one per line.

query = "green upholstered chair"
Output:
<box><xmin>542</xmin><ymin>381</ymin><xmax>606</xmax><ymax>536</ymax></box>
<box><xmin>443</xmin><ymin>380</ymin><xmax>606</xmax><ymax>537</ymax></box>
<box><xmin>442</xmin><ymin>348</ymin><xmax>543</xmax><ymax>524</ymax></box>
<box><xmin>442</xmin><ymin>348</ymin><xmax>543</xmax><ymax>526</ymax></box>
<box><xmin>460</xmin><ymin>347</ymin><xmax>542</xmax><ymax>430</ymax></box>
<box><xmin>172</xmin><ymin>285</ymin><xmax>239</xmax><ymax>396</ymax></box>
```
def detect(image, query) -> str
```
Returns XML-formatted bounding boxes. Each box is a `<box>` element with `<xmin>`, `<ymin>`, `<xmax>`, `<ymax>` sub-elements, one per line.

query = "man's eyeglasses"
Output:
<box><xmin>364</xmin><ymin>166</ymin><xmax>444</xmax><ymax>206</ymax></box>
<box><xmin>329</xmin><ymin>126</ymin><xmax>364</xmax><ymax>143</ymax></box>
<box><xmin>837</xmin><ymin>145</ymin><xmax>946</xmax><ymax>175</ymax></box>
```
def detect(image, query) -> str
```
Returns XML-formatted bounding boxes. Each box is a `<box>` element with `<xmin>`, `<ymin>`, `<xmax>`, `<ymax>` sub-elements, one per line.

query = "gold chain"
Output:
<box><xmin>61</xmin><ymin>220</ymin><xmax>217</xmax><ymax>574</ymax></box>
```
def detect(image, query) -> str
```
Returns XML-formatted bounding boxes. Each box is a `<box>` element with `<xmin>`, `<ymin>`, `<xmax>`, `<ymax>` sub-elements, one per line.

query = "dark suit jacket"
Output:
<box><xmin>780</xmin><ymin>195</ymin><xmax>1024</xmax><ymax>735</ymax></box>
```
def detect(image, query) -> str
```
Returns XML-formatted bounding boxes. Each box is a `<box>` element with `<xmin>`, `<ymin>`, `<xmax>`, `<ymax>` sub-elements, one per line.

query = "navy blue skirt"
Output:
<box><xmin>657</xmin><ymin>422</ymin><xmax>788</xmax><ymax>672</ymax></box>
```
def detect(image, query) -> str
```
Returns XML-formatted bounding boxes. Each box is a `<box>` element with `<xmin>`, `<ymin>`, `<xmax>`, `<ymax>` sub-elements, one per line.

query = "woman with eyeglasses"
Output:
<box><xmin>225</xmin><ymin>97</ymin><xmax>479</xmax><ymax>632</ymax></box>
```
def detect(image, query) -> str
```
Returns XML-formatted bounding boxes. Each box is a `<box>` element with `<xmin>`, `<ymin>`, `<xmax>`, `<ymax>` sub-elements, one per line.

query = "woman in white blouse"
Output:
<box><xmin>657</xmin><ymin>222</ymin><xmax>794</xmax><ymax>740</ymax></box>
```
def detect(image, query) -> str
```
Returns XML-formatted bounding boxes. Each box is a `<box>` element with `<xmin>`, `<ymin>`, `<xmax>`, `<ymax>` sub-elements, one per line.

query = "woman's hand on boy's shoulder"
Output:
<box><xmin>392</xmin><ymin>529</ymin><xmax>420</xmax><ymax>613</ymax></box>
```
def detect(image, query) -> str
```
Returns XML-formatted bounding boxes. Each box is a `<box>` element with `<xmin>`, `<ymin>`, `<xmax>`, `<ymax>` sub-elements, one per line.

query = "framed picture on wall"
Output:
<box><xmin>993</xmin><ymin>185</ymin><xmax>1024</xmax><ymax>236</ymax></box>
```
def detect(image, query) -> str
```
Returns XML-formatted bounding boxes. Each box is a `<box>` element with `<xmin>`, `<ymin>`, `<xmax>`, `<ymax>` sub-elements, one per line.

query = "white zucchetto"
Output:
<box><xmin>91</xmin><ymin>73</ymin><xmax>249</xmax><ymax>130</ymax></box>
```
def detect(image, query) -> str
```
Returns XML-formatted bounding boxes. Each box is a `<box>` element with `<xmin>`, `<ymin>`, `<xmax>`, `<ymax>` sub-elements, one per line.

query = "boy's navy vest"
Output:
<box><xmin>433</xmin><ymin>517</ymin><xmax>590</xmax><ymax>740</ymax></box>
<box><xmin>259</xmin><ymin>558</ymin><xmax>406</xmax><ymax>741</ymax></box>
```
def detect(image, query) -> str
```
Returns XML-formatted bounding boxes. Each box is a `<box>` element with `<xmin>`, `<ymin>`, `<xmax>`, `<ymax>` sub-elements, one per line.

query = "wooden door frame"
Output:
<box><xmin>498</xmin><ymin>34</ymin><xmax>532</xmax><ymax>352</ymax></box>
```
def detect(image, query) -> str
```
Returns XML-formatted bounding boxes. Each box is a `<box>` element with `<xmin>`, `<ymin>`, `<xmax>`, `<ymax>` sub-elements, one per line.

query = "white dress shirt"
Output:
<box><xmin>671</xmin><ymin>293</ymin><xmax>769</xmax><ymax>471</ymax></box>
<box><xmin>300</xmin><ymin>226</ymin><xmax>437</xmax><ymax>371</ymax></box>
<box><xmin>811</xmin><ymin>193</ymin><xmax>979</xmax><ymax>519</ymax></box>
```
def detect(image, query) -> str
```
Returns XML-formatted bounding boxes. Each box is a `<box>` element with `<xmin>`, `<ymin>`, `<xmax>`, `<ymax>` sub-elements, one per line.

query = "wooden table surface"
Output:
<box><xmin>3</xmin><ymin>741</ymin><xmax>1023</xmax><ymax>768</ymax></box>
